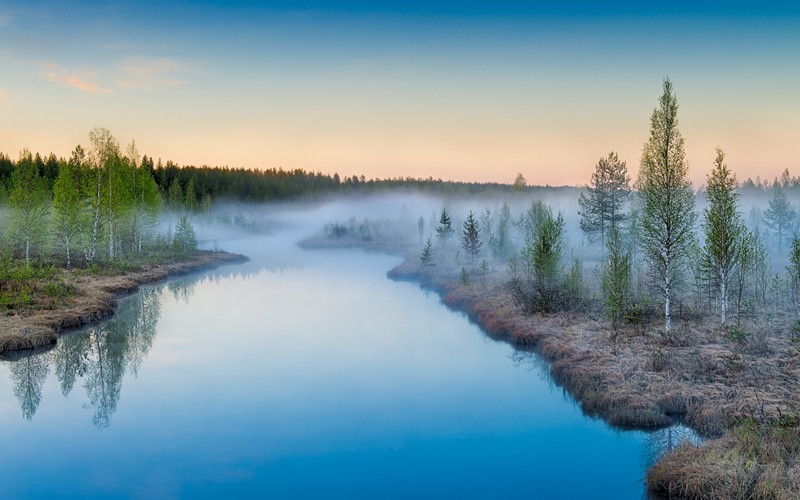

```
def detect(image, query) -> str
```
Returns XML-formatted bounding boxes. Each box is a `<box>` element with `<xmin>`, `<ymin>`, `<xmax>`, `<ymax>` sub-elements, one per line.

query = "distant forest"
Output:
<box><xmin>0</xmin><ymin>147</ymin><xmax>546</xmax><ymax>208</ymax></box>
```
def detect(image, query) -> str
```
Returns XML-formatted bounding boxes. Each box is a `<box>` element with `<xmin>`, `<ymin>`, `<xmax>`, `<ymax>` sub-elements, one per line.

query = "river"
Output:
<box><xmin>0</xmin><ymin>227</ymin><xmax>692</xmax><ymax>499</ymax></box>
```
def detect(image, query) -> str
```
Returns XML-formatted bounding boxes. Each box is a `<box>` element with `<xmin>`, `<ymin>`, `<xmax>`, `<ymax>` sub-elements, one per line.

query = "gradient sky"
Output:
<box><xmin>1</xmin><ymin>1</ymin><xmax>798</xmax><ymax>186</ymax></box>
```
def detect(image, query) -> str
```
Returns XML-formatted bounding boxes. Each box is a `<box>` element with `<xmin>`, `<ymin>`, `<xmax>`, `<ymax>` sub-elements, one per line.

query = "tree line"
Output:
<box><xmin>0</xmin><ymin>128</ymin><xmax>197</xmax><ymax>269</ymax></box>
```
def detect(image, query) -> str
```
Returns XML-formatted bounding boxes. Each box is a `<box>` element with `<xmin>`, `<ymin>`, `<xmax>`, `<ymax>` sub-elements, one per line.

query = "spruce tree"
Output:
<box><xmin>420</xmin><ymin>237</ymin><xmax>433</xmax><ymax>264</ymax></box>
<box><xmin>638</xmin><ymin>78</ymin><xmax>697</xmax><ymax>334</ymax></box>
<box><xmin>462</xmin><ymin>210</ymin><xmax>482</xmax><ymax>262</ymax></box>
<box><xmin>435</xmin><ymin>207</ymin><xmax>454</xmax><ymax>245</ymax></box>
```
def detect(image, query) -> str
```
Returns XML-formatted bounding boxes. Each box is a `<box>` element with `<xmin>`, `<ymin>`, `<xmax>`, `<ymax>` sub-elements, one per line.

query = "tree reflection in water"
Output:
<box><xmin>8</xmin><ymin>351</ymin><xmax>52</xmax><ymax>420</ymax></box>
<box><xmin>4</xmin><ymin>285</ymin><xmax>163</xmax><ymax>427</ymax></box>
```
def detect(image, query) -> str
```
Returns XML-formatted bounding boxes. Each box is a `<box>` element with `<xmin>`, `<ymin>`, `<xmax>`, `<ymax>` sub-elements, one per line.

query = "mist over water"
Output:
<box><xmin>0</xmin><ymin>199</ymin><xmax>697</xmax><ymax>498</ymax></box>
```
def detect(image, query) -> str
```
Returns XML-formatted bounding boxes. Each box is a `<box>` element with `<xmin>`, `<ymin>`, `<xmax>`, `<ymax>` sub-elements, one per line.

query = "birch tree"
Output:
<box><xmin>86</xmin><ymin>128</ymin><xmax>118</xmax><ymax>264</ymax></box>
<box><xmin>701</xmin><ymin>148</ymin><xmax>744</xmax><ymax>325</ymax></box>
<box><xmin>52</xmin><ymin>159</ymin><xmax>83</xmax><ymax>268</ymax></box>
<box><xmin>8</xmin><ymin>149</ymin><xmax>49</xmax><ymax>266</ymax></box>
<box><xmin>639</xmin><ymin>78</ymin><xmax>696</xmax><ymax>334</ymax></box>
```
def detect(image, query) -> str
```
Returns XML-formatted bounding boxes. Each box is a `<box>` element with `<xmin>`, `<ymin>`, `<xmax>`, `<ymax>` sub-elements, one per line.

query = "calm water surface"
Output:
<box><xmin>0</xmin><ymin>230</ymin><xmax>686</xmax><ymax>499</ymax></box>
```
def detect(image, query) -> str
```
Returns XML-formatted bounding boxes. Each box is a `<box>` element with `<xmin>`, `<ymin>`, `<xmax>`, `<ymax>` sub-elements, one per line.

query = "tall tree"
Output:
<box><xmin>462</xmin><ymin>210</ymin><xmax>482</xmax><ymax>262</ymax></box>
<box><xmin>701</xmin><ymin>148</ymin><xmax>744</xmax><ymax>325</ymax></box>
<box><xmin>52</xmin><ymin>159</ymin><xmax>83</xmax><ymax>268</ymax></box>
<box><xmin>86</xmin><ymin>128</ymin><xmax>118</xmax><ymax>264</ymax></box>
<box><xmin>578</xmin><ymin>151</ymin><xmax>631</xmax><ymax>246</ymax></box>
<box><xmin>763</xmin><ymin>186</ymin><xmax>795</xmax><ymax>251</ymax></box>
<box><xmin>512</xmin><ymin>172</ymin><xmax>527</xmax><ymax>193</ymax></box>
<box><xmin>8</xmin><ymin>149</ymin><xmax>49</xmax><ymax>266</ymax></box>
<box><xmin>638</xmin><ymin>78</ymin><xmax>697</xmax><ymax>334</ymax></box>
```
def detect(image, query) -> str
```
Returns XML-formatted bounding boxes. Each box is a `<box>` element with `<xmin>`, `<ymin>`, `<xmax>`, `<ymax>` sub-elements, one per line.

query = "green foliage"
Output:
<box><xmin>7</xmin><ymin>148</ymin><xmax>50</xmax><ymax>266</ymax></box>
<box><xmin>727</xmin><ymin>325</ymin><xmax>750</xmax><ymax>343</ymax></box>
<box><xmin>435</xmin><ymin>207</ymin><xmax>454</xmax><ymax>244</ymax></box>
<box><xmin>701</xmin><ymin>148</ymin><xmax>745</xmax><ymax>325</ymax></box>
<box><xmin>52</xmin><ymin>159</ymin><xmax>83</xmax><ymax>268</ymax></box>
<box><xmin>602</xmin><ymin>228</ymin><xmax>631</xmax><ymax>331</ymax></box>
<box><xmin>787</xmin><ymin>236</ymin><xmax>800</xmax><ymax>317</ymax></box>
<box><xmin>512</xmin><ymin>172</ymin><xmax>527</xmax><ymax>193</ymax></box>
<box><xmin>479</xmin><ymin>259</ymin><xmax>489</xmax><ymax>288</ymax></box>
<box><xmin>564</xmin><ymin>258</ymin><xmax>584</xmax><ymax>305</ymax></box>
<box><xmin>512</xmin><ymin>201</ymin><xmax>566</xmax><ymax>313</ymax></box>
<box><xmin>168</xmin><ymin>178</ymin><xmax>183</xmax><ymax>210</ymax></box>
<box><xmin>461</xmin><ymin>210</ymin><xmax>482</xmax><ymax>262</ymax></box>
<box><xmin>764</xmin><ymin>186</ymin><xmax>795</xmax><ymax>251</ymax></box>
<box><xmin>459</xmin><ymin>267</ymin><xmax>469</xmax><ymax>287</ymax></box>
<box><xmin>579</xmin><ymin>151</ymin><xmax>631</xmax><ymax>246</ymax></box>
<box><xmin>638</xmin><ymin>77</ymin><xmax>697</xmax><ymax>334</ymax></box>
<box><xmin>172</xmin><ymin>215</ymin><xmax>198</xmax><ymax>255</ymax></box>
<box><xmin>489</xmin><ymin>202</ymin><xmax>512</xmax><ymax>259</ymax></box>
<box><xmin>420</xmin><ymin>237</ymin><xmax>433</xmax><ymax>264</ymax></box>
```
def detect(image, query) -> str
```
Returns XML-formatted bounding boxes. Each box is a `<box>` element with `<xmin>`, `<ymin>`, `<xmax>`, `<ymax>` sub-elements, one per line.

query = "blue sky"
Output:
<box><xmin>1</xmin><ymin>1</ymin><xmax>798</xmax><ymax>185</ymax></box>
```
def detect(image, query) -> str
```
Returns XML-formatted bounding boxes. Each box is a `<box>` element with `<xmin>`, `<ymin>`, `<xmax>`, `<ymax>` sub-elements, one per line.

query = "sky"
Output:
<box><xmin>0</xmin><ymin>1</ymin><xmax>798</xmax><ymax>186</ymax></box>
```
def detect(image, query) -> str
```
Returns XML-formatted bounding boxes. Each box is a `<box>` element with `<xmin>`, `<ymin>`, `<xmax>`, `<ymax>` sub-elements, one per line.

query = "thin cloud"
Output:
<box><xmin>115</xmin><ymin>57</ymin><xmax>188</xmax><ymax>90</ymax></box>
<box><xmin>41</xmin><ymin>62</ymin><xmax>111</xmax><ymax>95</ymax></box>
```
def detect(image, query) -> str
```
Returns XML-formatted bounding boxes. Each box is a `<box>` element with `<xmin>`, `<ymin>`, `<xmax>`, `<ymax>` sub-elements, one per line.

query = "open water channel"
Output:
<box><xmin>0</xmin><ymin>224</ymin><xmax>692</xmax><ymax>498</ymax></box>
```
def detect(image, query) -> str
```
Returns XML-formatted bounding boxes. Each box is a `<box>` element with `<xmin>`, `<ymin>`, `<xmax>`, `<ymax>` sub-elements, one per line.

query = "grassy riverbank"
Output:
<box><xmin>387</xmin><ymin>258</ymin><xmax>800</xmax><ymax>498</ymax></box>
<box><xmin>0</xmin><ymin>251</ymin><xmax>247</xmax><ymax>355</ymax></box>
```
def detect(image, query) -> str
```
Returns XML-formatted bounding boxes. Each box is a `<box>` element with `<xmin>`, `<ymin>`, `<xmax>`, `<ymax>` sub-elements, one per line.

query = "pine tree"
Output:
<box><xmin>8</xmin><ymin>149</ymin><xmax>49</xmax><ymax>266</ymax></box>
<box><xmin>462</xmin><ymin>210</ymin><xmax>482</xmax><ymax>262</ymax></box>
<box><xmin>701</xmin><ymin>148</ymin><xmax>744</xmax><ymax>324</ymax></box>
<box><xmin>578</xmin><ymin>151</ymin><xmax>631</xmax><ymax>246</ymax></box>
<box><xmin>764</xmin><ymin>186</ymin><xmax>795</xmax><ymax>251</ymax></box>
<box><xmin>638</xmin><ymin>78</ymin><xmax>697</xmax><ymax>334</ymax></box>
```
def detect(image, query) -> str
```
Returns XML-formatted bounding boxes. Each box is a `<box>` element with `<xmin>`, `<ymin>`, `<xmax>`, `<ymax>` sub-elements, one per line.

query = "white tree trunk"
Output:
<box><xmin>721</xmin><ymin>268</ymin><xmax>728</xmax><ymax>325</ymax></box>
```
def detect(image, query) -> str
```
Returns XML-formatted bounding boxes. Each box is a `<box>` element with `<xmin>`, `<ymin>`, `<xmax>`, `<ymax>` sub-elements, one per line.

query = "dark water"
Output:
<box><xmin>0</xmin><ymin>231</ymin><xmax>692</xmax><ymax>499</ymax></box>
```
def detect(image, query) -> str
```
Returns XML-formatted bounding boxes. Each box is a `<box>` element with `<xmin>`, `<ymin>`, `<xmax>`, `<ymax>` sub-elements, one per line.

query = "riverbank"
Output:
<box><xmin>0</xmin><ymin>251</ymin><xmax>247</xmax><ymax>355</ymax></box>
<box><xmin>388</xmin><ymin>258</ymin><xmax>800</xmax><ymax>498</ymax></box>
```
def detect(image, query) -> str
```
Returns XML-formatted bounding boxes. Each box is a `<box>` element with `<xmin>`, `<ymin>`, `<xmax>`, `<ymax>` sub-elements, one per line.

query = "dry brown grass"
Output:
<box><xmin>0</xmin><ymin>251</ymin><xmax>246</xmax><ymax>355</ymax></box>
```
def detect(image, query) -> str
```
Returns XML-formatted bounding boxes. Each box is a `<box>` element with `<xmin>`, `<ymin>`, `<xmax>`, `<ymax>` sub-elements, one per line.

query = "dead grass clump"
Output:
<box><xmin>649</xmin><ymin>417</ymin><xmax>800</xmax><ymax>499</ymax></box>
<box><xmin>657</xmin><ymin>392</ymin><xmax>688</xmax><ymax>416</ymax></box>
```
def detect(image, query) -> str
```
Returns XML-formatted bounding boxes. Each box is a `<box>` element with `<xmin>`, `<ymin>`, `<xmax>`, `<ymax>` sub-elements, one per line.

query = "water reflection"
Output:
<box><xmin>4</xmin><ymin>286</ymin><xmax>162</xmax><ymax>427</ymax></box>
<box><xmin>9</xmin><ymin>351</ymin><xmax>51</xmax><ymax>420</ymax></box>
<box><xmin>642</xmin><ymin>424</ymin><xmax>702</xmax><ymax>470</ymax></box>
